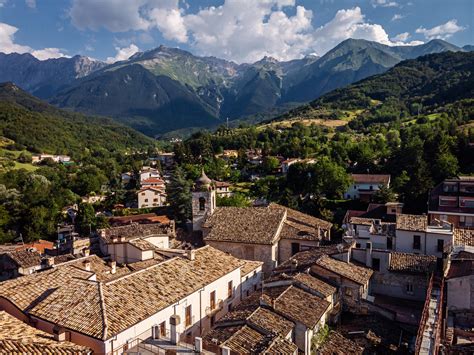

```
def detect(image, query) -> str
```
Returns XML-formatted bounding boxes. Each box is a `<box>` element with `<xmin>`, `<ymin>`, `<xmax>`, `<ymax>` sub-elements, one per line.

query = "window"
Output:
<box><xmin>185</xmin><ymin>305</ymin><xmax>192</xmax><ymax>327</ymax></box>
<box><xmin>210</xmin><ymin>315</ymin><xmax>216</xmax><ymax>327</ymax></box>
<box><xmin>210</xmin><ymin>290</ymin><xmax>216</xmax><ymax>310</ymax></box>
<box><xmin>344</xmin><ymin>287</ymin><xmax>353</xmax><ymax>297</ymax></box>
<box><xmin>439</xmin><ymin>196</ymin><xmax>458</xmax><ymax>207</ymax></box>
<box><xmin>153</xmin><ymin>198</ymin><xmax>158</xmax><ymax>202</ymax></box>
<box><xmin>160</xmin><ymin>321</ymin><xmax>166</xmax><ymax>337</ymax></box>
<box><xmin>443</xmin><ymin>183</ymin><xmax>458</xmax><ymax>193</ymax></box>
<box><xmin>141</xmin><ymin>192</ymin><xmax>145</xmax><ymax>196</ymax></box>
<box><xmin>355</xmin><ymin>243</ymin><xmax>361</xmax><ymax>248</ymax></box>
<box><xmin>199</xmin><ymin>197</ymin><xmax>206</xmax><ymax>211</ymax></box>
<box><xmin>406</xmin><ymin>282</ymin><xmax>414</xmax><ymax>295</ymax></box>
<box><xmin>291</xmin><ymin>242</ymin><xmax>300</xmax><ymax>256</ymax></box>
<box><xmin>387</xmin><ymin>237</ymin><xmax>393</xmax><ymax>250</ymax></box>
<box><xmin>144</xmin><ymin>198</ymin><xmax>149</xmax><ymax>202</ymax></box>
<box><xmin>413</xmin><ymin>235</ymin><xmax>421</xmax><ymax>250</ymax></box>
<box><xmin>372</xmin><ymin>258</ymin><xmax>380</xmax><ymax>271</ymax></box>
<box><xmin>391</xmin><ymin>208</ymin><xmax>396</xmax><ymax>214</ymax></box>
<box><xmin>227</xmin><ymin>304</ymin><xmax>233</xmax><ymax>312</ymax></box>
<box><xmin>437</xmin><ymin>239</ymin><xmax>444</xmax><ymax>253</ymax></box>
<box><xmin>228</xmin><ymin>281</ymin><xmax>233</xmax><ymax>298</ymax></box>
<box><xmin>460</xmin><ymin>197</ymin><xmax>474</xmax><ymax>208</ymax></box>
<box><xmin>369</xmin><ymin>185</ymin><xmax>373</xmax><ymax>190</ymax></box>
<box><xmin>253</xmin><ymin>271</ymin><xmax>257</xmax><ymax>278</ymax></box>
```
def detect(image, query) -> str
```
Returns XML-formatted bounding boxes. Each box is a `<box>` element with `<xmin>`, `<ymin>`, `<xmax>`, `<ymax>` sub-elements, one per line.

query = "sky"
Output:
<box><xmin>0</xmin><ymin>0</ymin><xmax>472</xmax><ymax>63</ymax></box>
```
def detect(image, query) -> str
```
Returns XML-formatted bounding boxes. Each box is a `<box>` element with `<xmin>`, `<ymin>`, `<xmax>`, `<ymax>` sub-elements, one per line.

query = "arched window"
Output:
<box><xmin>199</xmin><ymin>197</ymin><xmax>206</xmax><ymax>211</ymax></box>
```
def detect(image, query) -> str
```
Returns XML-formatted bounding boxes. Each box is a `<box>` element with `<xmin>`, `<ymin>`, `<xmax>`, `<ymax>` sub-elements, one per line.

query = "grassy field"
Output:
<box><xmin>403</xmin><ymin>113</ymin><xmax>442</xmax><ymax>126</ymax></box>
<box><xmin>0</xmin><ymin>136</ymin><xmax>38</xmax><ymax>172</ymax></box>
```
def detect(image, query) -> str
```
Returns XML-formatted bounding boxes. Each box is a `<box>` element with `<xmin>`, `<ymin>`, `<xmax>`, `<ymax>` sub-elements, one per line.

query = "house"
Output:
<box><xmin>108</xmin><ymin>213</ymin><xmax>172</xmax><ymax>227</ymax></box>
<box><xmin>31</xmin><ymin>154</ymin><xmax>71</xmax><ymax>164</ymax></box>
<box><xmin>140</xmin><ymin>177</ymin><xmax>165</xmax><ymax>189</ymax></box>
<box><xmin>157</xmin><ymin>152</ymin><xmax>175</xmax><ymax>167</ymax></box>
<box><xmin>137</xmin><ymin>186</ymin><xmax>166</xmax><ymax>208</ymax></box>
<box><xmin>428</xmin><ymin>176</ymin><xmax>474</xmax><ymax>228</ymax></box>
<box><xmin>0</xmin><ymin>249</ymin><xmax>43</xmax><ymax>280</ymax></box>
<box><xmin>453</xmin><ymin>228</ymin><xmax>474</xmax><ymax>247</ymax></box>
<box><xmin>139</xmin><ymin>167</ymin><xmax>161</xmax><ymax>183</ymax></box>
<box><xmin>351</xmin><ymin>246</ymin><xmax>437</xmax><ymax>302</ymax></box>
<box><xmin>316</xmin><ymin>331</ymin><xmax>363</xmax><ymax>354</ymax></box>
<box><xmin>0</xmin><ymin>246</ymin><xmax>263</xmax><ymax>354</ymax></box>
<box><xmin>98</xmin><ymin>223</ymin><xmax>175</xmax><ymax>263</ymax></box>
<box><xmin>281</xmin><ymin>158</ymin><xmax>316</xmax><ymax>174</ymax></box>
<box><xmin>345</xmin><ymin>174</ymin><xmax>391</xmax><ymax>201</ymax></box>
<box><xmin>310</xmin><ymin>255</ymin><xmax>373</xmax><ymax>312</ymax></box>
<box><xmin>81</xmin><ymin>194</ymin><xmax>107</xmax><ymax>204</ymax></box>
<box><xmin>192</xmin><ymin>171</ymin><xmax>332</xmax><ymax>274</ymax></box>
<box><xmin>0</xmin><ymin>310</ymin><xmax>91</xmax><ymax>354</ymax></box>
<box><xmin>214</xmin><ymin>180</ymin><xmax>233</xmax><ymax>198</ymax></box>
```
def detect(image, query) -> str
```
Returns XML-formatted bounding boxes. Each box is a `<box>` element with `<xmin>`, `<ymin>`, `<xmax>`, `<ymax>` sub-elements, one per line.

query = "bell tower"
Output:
<box><xmin>192</xmin><ymin>169</ymin><xmax>216</xmax><ymax>231</ymax></box>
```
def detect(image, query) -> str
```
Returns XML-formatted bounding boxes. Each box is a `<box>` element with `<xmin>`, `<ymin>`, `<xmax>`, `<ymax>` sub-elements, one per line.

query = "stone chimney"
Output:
<box><xmin>46</xmin><ymin>257</ymin><xmax>55</xmax><ymax>267</ymax></box>
<box><xmin>169</xmin><ymin>315</ymin><xmax>181</xmax><ymax>345</ymax></box>
<box><xmin>187</xmin><ymin>249</ymin><xmax>196</xmax><ymax>261</ymax></box>
<box><xmin>290</xmin><ymin>259</ymin><xmax>298</xmax><ymax>271</ymax></box>
<box><xmin>53</xmin><ymin>326</ymin><xmax>65</xmax><ymax>342</ymax></box>
<box><xmin>83</xmin><ymin>260</ymin><xmax>91</xmax><ymax>272</ymax></box>
<box><xmin>110</xmin><ymin>261</ymin><xmax>117</xmax><ymax>274</ymax></box>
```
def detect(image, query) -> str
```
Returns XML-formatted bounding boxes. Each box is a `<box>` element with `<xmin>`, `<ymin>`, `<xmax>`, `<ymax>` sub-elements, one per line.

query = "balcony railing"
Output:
<box><xmin>205</xmin><ymin>299</ymin><xmax>223</xmax><ymax>317</ymax></box>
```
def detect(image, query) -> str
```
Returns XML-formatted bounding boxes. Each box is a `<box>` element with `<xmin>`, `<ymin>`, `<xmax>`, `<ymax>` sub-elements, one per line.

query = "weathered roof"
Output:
<box><xmin>454</xmin><ymin>228</ymin><xmax>474</xmax><ymax>246</ymax></box>
<box><xmin>270</xmin><ymin>203</ymin><xmax>332</xmax><ymax>230</ymax></box>
<box><xmin>446</xmin><ymin>260</ymin><xmax>474</xmax><ymax>279</ymax></box>
<box><xmin>0</xmin><ymin>311</ymin><xmax>91</xmax><ymax>354</ymax></box>
<box><xmin>292</xmin><ymin>272</ymin><xmax>337</xmax><ymax>298</ymax></box>
<box><xmin>0</xmin><ymin>246</ymin><xmax>247</xmax><ymax>340</ymax></box>
<box><xmin>5</xmin><ymin>249</ymin><xmax>42</xmax><ymax>268</ymax></box>
<box><xmin>351</xmin><ymin>174</ymin><xmax>390</xmax><ymax>185</ymax></box>
<box><xmin>108</xmin><ymin>213</ymin><xmax>171</xmax><ymax>226</ymax></box>
<box><xmin>269</xmin><ymin>285</ymin><xmax>330</xmax><ymax>328</ymax></box>
<box><xmin>99</xmin><ymin>223</ymin><xmax>172</xmax><ymax>243</ymax></box>
<box><xmin>223</xmin><ymin>325</ymin><xmax>267</xmax><ymax>354</ymax></box>
<box><xmin>396</xmin><ymin>214</ymin><xmax>427</xmax><ymax>232</ymax></box>
<box><xmin>313</xmin><ymin>255</ymin><xmax>373</xmax><ymax>285</ymax></box>
<box><xmin>389</xmin><ymin>252</ymin><xmax>437</xmax><ymax>274</ymax></box>
<box><xmin>317</xmin><ymin>330</ymin><xmax>364</xmax><ymax>355</ymax></box>
<box><xmin>203</xmin><ymin>207</ymin><xmax>286</xmax><ymax>245</ymax></box>
<box><xmin>241</xmin><ymin>260</ymin><xmax>263</xmax><ymax>277</ymax></box>
<box><xmin>275</xmin><ymin>245</ymin><xmax>349</xmax><ymax>272</ymax></box>
<box><xmin>263</xmin><ymin>337</ymin><xmax>298</xmax><ymax>354</ymax></box>
<box><xmin>128</xmin><ymin>238</ymin><xmax>157</xmax><ymax>251</ymax></box>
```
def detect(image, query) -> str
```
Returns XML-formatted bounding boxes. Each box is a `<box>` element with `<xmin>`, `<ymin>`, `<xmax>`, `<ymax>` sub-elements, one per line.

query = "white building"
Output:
<box><xmin>139</xmin><ymin>167</ymin><xmax>161</xmax><ymax>184</ymax></box>
<box><xmin>32</xmin><ymin>154</ymin><xmax>71</xmax><ymax>164</ymax></box>
<box><xmin>0</xmin><ymin>246</ymin><xmax>263</xmax><ymax>354</ymax></box>
<box><xmin>138</xmin><ymin>187</ymin><xmax>166</xmax><ymax>208</ymax></box>
<box><xmin>345</xmin><ymin>174</ymin><xmax>391</xmax><ymax>201</ymax></box>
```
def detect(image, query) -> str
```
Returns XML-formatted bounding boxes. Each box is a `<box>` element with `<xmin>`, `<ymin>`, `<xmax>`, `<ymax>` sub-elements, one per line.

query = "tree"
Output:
<box><xmin>17</xmin><ymin>151</ymin><xmax>32</xmax><ymax>163</ymax></box>
<box><xmin>76</xmin><ymin>203</ymin><xmax>96</xmax><ymax>235</ymax></box>
<box><xmin>166</xmin><ymin>166</ymin><xmax>192</xmax><ymax>224</ymax></box>
<box><xmin>217</xmin><ymin>193</ymin><xmax>251</xmax><ymax>207</ymax></box>
<box><xmin>262</xmin><ymin>156</ymin><xmax>280</xmax><ymax>174</ymax></box>
<box><xmin>372</xmin><ymin>185</ymin><xmax>397</xmax><ymax>203</ymax></box>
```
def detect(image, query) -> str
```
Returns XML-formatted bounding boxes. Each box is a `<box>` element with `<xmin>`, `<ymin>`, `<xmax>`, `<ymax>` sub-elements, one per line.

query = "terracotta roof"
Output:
<box><xmin>15</xmin><ymin>239</ymin><xmax>54</xmax><ymax>253</ymax></box>
<box><xmin>275</xmin><ymin>245</ymin><xmax>349</xmax><ymax>272</ymax></box>
<box><xmin>446</xmin><ymin>260</ymin><xmax>474</xmax><ymax>279</ymax></box>
<box><xmin>270</xmin><ymin>203</ymin><xmax>332</xmax><ymax>230</ymax></box>
<box><xmin>224</xmin><ymin>325</ymin><xmax>267</xmax><ymax>354</ymax></box>
<box><xmin>263</xmin><ymin>337</ymin><xmax>298</xmax><ymax>354</ymax></box>
<box><xmin>313</xmin><ymin>255</ymin><xmax>373</xmax><ymax>285</ymax></box>
<box><xmin>396</xmin><ymin>214</ymin><xmax>427</xmax><ymax>232</ymax></box>
<box><xmin>6</xmin><ymin>249</ymin><xmax>42</xmax><ymax>268</ymax></box>
<box><xmin>108</xmin><ymin>214</ymin><xmax>171</xmax><ymax>226</ymax></box>
<box><xmin>454</xmin><ymin>228</ymin><xmax>474</xmax><ymax>246</ymax></box>
<box><xmin>351</xmin><ymin>174</ymin><xmax>390</xmax><ymax>185</ymax></box>
<box><xmin>214</xmin><ymin>180</ymin><xmax>231</xmax><ymax>188</ymax></box>
<box><xmin>0</xmin><ymin>246</ymin><xmax>247</xmax><ymax>340</ymax></box>
<box><xmin>141</xmin><ymin>178</ymin><xmax>165</xmax><ymax>184</ymax></box>
<box><xmin>269</xmin><ymin>285</ymin><xmax>330</xmax><ymax>328</ymax></box>
<box><xmin>292</xmin><ymin>273</ymin><xmax>337</xmax><ymax>298</ymax></box>
<box><xmin>249</xmin><ymin>307</ymin><xmax>294</xmax><ymax>336</ymax></box>
<box><xmin>241</xmin><ymin>260</ymin><xmax>263</xmax><ymax>277</ymax></box>
<box><xmin>389</xmin><ymin>252</ymin><xmax>437</xmax><ymax>274</ymax></box>
<box><xmin>317</xmin><ymin>330</ymin><xmax>363</xmax><ymax>354</ymax></box>
<box><xmin>137</xmin><ymin>187</ymin><xmax>165</xmax><ymax>193</ymax></box>
<box><xmin>99</xmin><ymin>223</ymin><xmax>172</xmax><ymax>243</ymax></box>
<box><xmin>0</xmin><ymin>311</ymin><xmax>91</xmax><ymax>354</ymax></box>
<box><xmin>203</xmin><ymin>207</ymin><xmax>286</xmax><ymax>245</ymax></box>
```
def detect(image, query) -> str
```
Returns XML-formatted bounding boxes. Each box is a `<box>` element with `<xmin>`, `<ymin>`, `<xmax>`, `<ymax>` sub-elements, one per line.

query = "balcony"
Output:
<box><xmin>205</xmin><ymin>300</ymin><xmax>223</xmax><ymax>317</ymax></box>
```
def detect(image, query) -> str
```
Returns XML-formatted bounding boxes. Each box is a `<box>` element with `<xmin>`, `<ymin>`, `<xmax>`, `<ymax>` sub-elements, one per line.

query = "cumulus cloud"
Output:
<box><xmin>371</xmin><ymin>0</ymin><xmax>399</xmax><ymax>8</ymax></box>
<box><xmin>106</xmin><ymin>44</ymin><xmax>140</xmax><ymax>63</ymax></box>
<box><xmin>0</xmin><ymin>22</ymin><xmax>68</xmax><ymax>60</ymax></box>
<box><xmin>390</xmin><ymin>32</ymin><xmax>423</xmax><ymax>46</ymax></box>
<box><xmin>416</xmin><ymin>19</ymin><xmax>466</xmax><ymax>40</ymax></box>
<box><xmin>391</xmin><ymin>14</ymin><xmax>404</xmax><ymax>21</ymax></box>
<box><xmin>149</xmin><ymin>7</ymin><xmax>188</xmax><ymax>43</ymax></box>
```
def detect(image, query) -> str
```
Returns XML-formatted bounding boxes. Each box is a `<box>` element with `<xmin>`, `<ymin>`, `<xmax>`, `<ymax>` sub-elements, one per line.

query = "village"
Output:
<box><xmin>0</xmin><ymin>146</ymin><xmax>473</xmax><ymax>355</ymax></box>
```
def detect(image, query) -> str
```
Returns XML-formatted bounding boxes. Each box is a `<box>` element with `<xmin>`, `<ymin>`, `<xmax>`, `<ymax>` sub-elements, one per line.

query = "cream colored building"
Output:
<box><xmin>137</xmin><ymin>187</ymin><xmax>166</xmax><ymax>208</ymax></box>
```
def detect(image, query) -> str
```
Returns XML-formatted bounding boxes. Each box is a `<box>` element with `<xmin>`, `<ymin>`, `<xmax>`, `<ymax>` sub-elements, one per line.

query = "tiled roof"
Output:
<box><xmin>270</xmin><ymin>203</ymin><xmax>332</xmax><ymax>230</ymax></box>
<box><xmin>275</xmin><ymin>245</ymin><xmax>349</xmax><ymax>272</ymax></box>
<box><xmin>454</xmin><ymin>228</ymin><xmax>474</xmax><ymax>246</ymax></box>
<box><xmin>273</xmin><ymin>286</ymin><xmax>330</xmax><ymax>328</ymax></box>
<box><xmin>293</xmin><ymin>273</ymin><xmax>337</xmax><ymax>297</ymax></box>
<box><xmin>223</xmin><ymin>325</ymin><xmax>268</xmax><ymax>354</ymax></box>
<box><xmin>263</xmin><ymin>337</ymin><xmax>298</xmax><ymax>354</ymax></box>
<box><xmin>446</xmin><ymin>260</ymin><xmax>474</xmax><ymax>279</ymax></box>
<box><xmin>351</xmin><ymin>174</ymin><xmax>390</xmax><ymax>185</ymax></box>
<box><xmin>128</xmin><ymin>238</ymin><xmax>157</xmax><ymax>251</ymax></box>
<box><xmin>241</xmin><ymin>260</ymin><xmax>263</xmax><ymax>277</ymax></box>
<box><xmin>203</xmin><ymin>207</ymin><xmax>286</xmax><ymax>245</ymax></box>
<box><xmin>317</xmin><ymin>330</ymin><xmax>363</xmax><ymax>354</ymax></box>
<box><xmin>0</xmin><ymin>311</ymin><xmax>91</xmax><ymax>354</ymax></box>
<box><xmin>313</xmin><ymin>255</ymin><xmax>373</xmax><ymax>285</ymax></box>
<box><xmin>108</xmin><ymin>213</ymin><xmax>171</xmax><ymax>226</ymax></box>
<box><xmin>99</xmin><ymin>223</ymin><xmax>172</xmax><ymax>243</ymax></box>
<box><xmin>389</xmin><ymin>252</ymin><xmax>437</xmax><ymax>274</ymax></box>
<box><xmin>248</xmin><ymin>307</ymin><xmax>294</xmax><ymax>336</ymax></box>
<box><xmin>0</xmin><ymin>246</ymin><xmax>246</xmax><ymax>340</ymax></box>
<box><xmin>396</xmin><ymin>214</ymin><xmax>427</xmax><ymax>232</ymax></box>
<box><xmin>6</xmin><ymin>249</ymin><xmax>42</xmax><ymax>268</ymax></box>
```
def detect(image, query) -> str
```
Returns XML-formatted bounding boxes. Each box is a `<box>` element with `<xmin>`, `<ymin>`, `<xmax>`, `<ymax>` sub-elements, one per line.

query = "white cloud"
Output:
<box><xmin>391</xmin><ymin>14</ymin><xmax>404</xmax><ymax>21</ymax></box>
<box><xmin>106</xmin><ymin>44</ymin><xmax>140</xmax><ymax>63</ymax></box>
<box><xmin>390</xmin><ymin>31</ymin><xmax>423</xmax><ymax>46</ymax></box>
<box><xmin>371</xmin><ymin>0</ymin><xmax>399</xmax><ymax>8</ymax></box>
<box><xmin>149</xmin><ymin>7</ymin><xmax>188</xmax><ymax>42</ymax></box>
<box><xmin>416</xmin><ymin>19</ymin><xmax>466</xmax><ymax>40</ymax></box>
<box><xmin>392</xmin><ymin>32</ymin><xmax>409</xmax><ymax>42</ymax></box>
<box><xmin>25</xmin><ymin>0</ymin><xmax>36</xmax><ymax>8</ymax></box>
<box><xmin>0</xmin><ymin>22</ymin><xmax>68</xmax><ymax>60</ymax></box>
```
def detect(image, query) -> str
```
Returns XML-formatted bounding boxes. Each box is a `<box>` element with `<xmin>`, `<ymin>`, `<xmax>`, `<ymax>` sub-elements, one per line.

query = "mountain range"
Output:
<box><xmin>0</xmin><ymin>39</ymin><xmax>471</xmax><ymax>136</ymax></box>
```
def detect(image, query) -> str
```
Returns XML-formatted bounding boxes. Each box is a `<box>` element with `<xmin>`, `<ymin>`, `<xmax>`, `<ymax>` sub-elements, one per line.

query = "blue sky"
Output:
<box><xmin>0</xmin><ymin>0</ymin><xmax>472</xmax><ymax>63</ymax></box>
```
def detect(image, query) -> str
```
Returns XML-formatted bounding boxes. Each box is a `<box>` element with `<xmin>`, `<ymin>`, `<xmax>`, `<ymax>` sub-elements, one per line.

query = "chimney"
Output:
<box><xmin>169</xmin><ymin>315</ymin><xmax>181</xmax><ymax>345</ymax></box>
<box><xmin>83</xmin><ymin>260</ymin><xmax>91</xmax><ymax>272</ymax></box>
<box><xmin>387</xmin><ymin>253</ymin><xmax>392</xmax><ymax>270</ymax></box>
<box><xmin>109</xmin><ymin>261</ymin><xmax>117</xmax><ymax>274</ymax></box>
<box><xmin>365</xmin><ymin>242</ymin><xmax>372</xmax><ymax>268</ymax></box>
<box><xmin>83</xmin><ymin>249</ymin><xmax>90</xmax><ymax>257</ymax></box>
<box><xmin>290</xmin><ymin>259</ymin><xmax>298</xmax><ymax>271</ymax></box>
<box><xmin>195</xmin><ymin>337</ymin><xmax>203</xmax><ymax>352</ymax></box>
<box><xmin>53</xmin><ymin>326</ymin><xmax>65</xmax><ymax>342</ymax></box>
<box><xmin>46</xmin><ymin>257</ymin><xmax>55</xmax><ymax>267</ymax></box>
<box><xmin>187</xmin><ymin>249</ymin><xmax>196</xmax><ymax>261</ymax></box>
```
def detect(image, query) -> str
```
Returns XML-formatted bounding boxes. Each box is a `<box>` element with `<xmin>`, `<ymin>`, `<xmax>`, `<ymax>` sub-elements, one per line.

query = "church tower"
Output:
<box><xmin>192</xmin><ymin>169</ymin><xmax>216</xmax><ymax>231</ymax></box>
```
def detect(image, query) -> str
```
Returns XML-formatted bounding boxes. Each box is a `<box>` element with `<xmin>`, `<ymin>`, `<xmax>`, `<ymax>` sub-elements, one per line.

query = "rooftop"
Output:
<box><xmin>99</xmin><ymin>223</ymin><xmax>172</xmax><ymax>243</ymax></box>
<box><xmin>351</xmin><ymin>174</ymin><xmax>391</xmax><ymax>185</ymax></box>
<box><xmin>0</xmin><ymin>246</ymin><xmax>248</xmax><ymax>340</ymax></box>
<box><xmin>454</xmin><ymin>228</ymin><xmax>474</xmax><ymax>246</ymax></box>
<box><xmin>389</xmin><ymin>252</ymin><xmax>437</xmax><ymax>274</ymax></box>
<box><xmin>292</xmin><ymin>272</ymin><xmax>337</xmax><ymax>297</ymax></box>
<box><xmin>317</xmin><ymin>330</ymin><xmax>363</xmax><ymax>355</ymax></box>
<box><xmin>241</xmin><ymin>260</ymin><xmax>263</xmax><ymax>277</ymax></box>
<box><xmin>396</xmin><ymin>214</ymin><xmax>428</xmax><ymax>232</ymax></box>
<box><xmin>313</xmin><ymin>255</ymin><xmax>373</xmax><ymax>285</ymax></box>
<box><xmin>4</xmin><ymin>248</ymin><xmax>42</xmax><ymax>268</ymax></box>
<box><xmin>108</xmin><ymin>213</ymin><xmax>171</xmax><ymax>226</ymax></box>
<box><xmin>0</xmin><ymin>311</ymin><xmax>91</xmax><ymax>354</ymax></box>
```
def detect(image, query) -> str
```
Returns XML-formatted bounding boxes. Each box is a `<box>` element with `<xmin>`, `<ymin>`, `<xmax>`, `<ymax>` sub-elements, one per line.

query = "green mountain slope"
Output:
<box><xmin>0</xmin><ymin>82</ymin><xmax>155</xmax><ymax>155</ymax></box>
